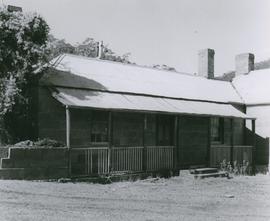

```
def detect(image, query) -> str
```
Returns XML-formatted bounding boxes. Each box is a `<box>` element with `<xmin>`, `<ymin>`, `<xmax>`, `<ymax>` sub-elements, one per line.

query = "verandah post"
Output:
<box><xmin>142</xmin><ymin>114</ymin><xmax>147</xmax><ymax>172</ymax></box>
<box><xmin>173</xmin><ymin>115</ymin><xmax>178</xmax><ymax>172</ymax></box>
<box><xmin>206</xmin><ymin>117</ymin><xmax>211</xmax><ymax>167</ymax></box>
<box><xmin>230</xmin><ymin>118</ymin><xmax>234</xmax><ymax>167</ymax></box>
<box><xmin>251</xmin><ymin>119</ymin><xmax>256</xmax><ymax>175</ymax></box>
<box><xmin>108</xmin><ymin>111</ymin><xmax>113</xmax><ymax>173</ymax></box>
<box><xmin>65</xmin><ymin>105</ymin><xmax>71</xmax><ymax>177</ymax></box>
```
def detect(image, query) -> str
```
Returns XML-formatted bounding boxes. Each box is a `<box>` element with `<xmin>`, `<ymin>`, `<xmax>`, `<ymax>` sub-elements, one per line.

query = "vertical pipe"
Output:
<box><xmin>65</xmin><ymin>106</ymin><xmax>71</xmax><ymax>177</ymax></box>
<box><xmin>252</xmin><ymin>119</ymin><xmax>256</xmax><ymax>175</ymax></box>
<box><xmin>230</xmin><ymin>118</ymin><xmax>234</xmax><ymax>167</ymax></box>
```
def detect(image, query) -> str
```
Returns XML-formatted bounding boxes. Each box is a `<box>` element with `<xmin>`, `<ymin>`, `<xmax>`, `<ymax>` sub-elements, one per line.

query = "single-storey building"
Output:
<box><xmin>24</xmin><ymin>47</ymin><xmax>256</xmax><ymax>177</ymax></box>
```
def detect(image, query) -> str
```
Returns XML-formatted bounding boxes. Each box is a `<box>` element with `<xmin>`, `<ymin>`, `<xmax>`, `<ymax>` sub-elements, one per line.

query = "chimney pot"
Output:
<box><xmin>198</xmin><ymin>48</ymin><xmax>215</xmax><ymax>79</ymax></box>
<box><xmin>235</xmin><ymin>53</ymin><xmax>254</xmax><ymax>75</ymax></box>
<box><xmin>97</xmin><ymin>41</ymin><xmax>104</xmax><ymax>59</ymax></box>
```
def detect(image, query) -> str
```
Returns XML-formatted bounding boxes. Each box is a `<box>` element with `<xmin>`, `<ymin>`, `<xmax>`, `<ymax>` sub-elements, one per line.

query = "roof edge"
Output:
<box><xmin>44</xmin><ymin>84</ymin><xmax>240</xmax><ymax>106</ymax></box>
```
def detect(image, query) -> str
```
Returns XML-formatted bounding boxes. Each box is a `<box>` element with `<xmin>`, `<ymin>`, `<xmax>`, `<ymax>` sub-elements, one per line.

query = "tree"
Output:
<box><xmin>0</xmin><ymin>6</ymin><xmax>49</xmax><ymax>143</ymax></box>
<box><xmin>47</xmin><ymin>34</ymin><xmax>75</xmax><ymax>60</ymax></box>
<box><xmin>48</xmin><ymin>36</ymin><xmax>131</xmax><ymax>64</ymax></box>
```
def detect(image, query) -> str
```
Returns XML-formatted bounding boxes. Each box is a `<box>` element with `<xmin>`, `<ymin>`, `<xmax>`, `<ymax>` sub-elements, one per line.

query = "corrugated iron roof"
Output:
<box><xmin>41</xmin><ymin>54</ymin><xmax>243</xmax><ymax>104</ymax></box>
<box><xmin>52</xmin><ymin>87</ymin><xmax>253</xmax><ymax>119</ymax></box>
<box><xmin>233</xmin><ymin>69</ymin><xmax>270</xmax><ymax>105</ymax></box>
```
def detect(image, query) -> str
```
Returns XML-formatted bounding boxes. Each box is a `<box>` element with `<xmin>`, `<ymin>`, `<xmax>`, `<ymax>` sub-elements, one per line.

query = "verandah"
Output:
<box><xmin>68</xmin><ymin>110</ymin><xmax>177</xmax><ymax>176</ymax></box>
<box><xmin>65</xmin><ymin>108</ymin><xmax>256</xmax><ymax>177</ymax></box>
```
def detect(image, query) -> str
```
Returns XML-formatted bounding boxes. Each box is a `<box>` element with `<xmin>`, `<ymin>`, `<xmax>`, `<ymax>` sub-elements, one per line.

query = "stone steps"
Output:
<box><xmin>190</xmin><ymin>167</ymin><xmax>229</xmax><ymax>179</ymax></box>
<box><xmin>194</xmin><ymin>171</ymin><xmax>229</xmax><ymax>179</ymax></box>
<box><xmin>190</xmin><ymin>167</ymin><xmax>218</xmax><ymax>174</ymax></box>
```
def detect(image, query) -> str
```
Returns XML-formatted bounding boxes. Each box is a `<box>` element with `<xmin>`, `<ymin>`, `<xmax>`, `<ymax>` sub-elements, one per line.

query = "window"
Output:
<box><xmin>211</xmin><ymin>117</ymin><xmax>224</xmax><ymax>143</ymax></box>
<box><xmin>90</xmin><ymin>111</ymin><xmax>108</xmax><ymax>143</ymax></box>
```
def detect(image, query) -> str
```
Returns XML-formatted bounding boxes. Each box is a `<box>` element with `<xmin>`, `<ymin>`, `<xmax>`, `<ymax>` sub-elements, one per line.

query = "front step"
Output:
<box><xmin>194</xmin><ymin>171</ymin><xmax>229</xmax><ymax>179</ymax></box>
<box><xmin>190</xmin><ymin>167</ymin><xmax>218</xmax><ymax>175</ymax></box>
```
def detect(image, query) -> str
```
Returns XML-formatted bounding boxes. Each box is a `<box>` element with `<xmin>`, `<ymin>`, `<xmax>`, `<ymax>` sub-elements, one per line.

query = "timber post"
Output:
<box><xmin>142</xmin><ymin>114</ymin><xmax>147</xmax><ymax>172</ymax></box>
<box><xmin>108</xmin><ymin>111</ymin><xmax>113</xmax><ymax>173</ymax></box>
<box><xmin>252</xmin><ymin>119</ymin><xmax>256</xmax><ymax>175</ymax></box>
<box><xmin>206</xmin><ymin>117</ymin><xmax>211</xmax><ymax>167</ymax></box>
<box><xmin>230</xmin><ymin>118</ymin><xmax>234</xmax><ymax>167</ymax></box>
<box><xmin>173</xmin><ymin>115</ymin><xmax>179</xmax><ymax>171</ymax></box>
<box><xmin>65</xmin><ymin>105</ymin><xmax>71</xmax><ymax>177</ymax></box>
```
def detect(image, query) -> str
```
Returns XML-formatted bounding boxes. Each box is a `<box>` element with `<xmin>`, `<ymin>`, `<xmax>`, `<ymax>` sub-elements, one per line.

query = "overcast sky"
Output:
<box><xmin>2</xmin><ymin>0</ymin><xmax>270</xmax><ymax>75</ymax></box>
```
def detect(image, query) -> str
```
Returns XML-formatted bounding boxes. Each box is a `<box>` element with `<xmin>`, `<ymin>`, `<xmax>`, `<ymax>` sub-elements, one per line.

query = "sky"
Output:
<box><xmin>2</xmin><ymin>0</ymin><xmax>270</xmax><ymax>75</ymax></box>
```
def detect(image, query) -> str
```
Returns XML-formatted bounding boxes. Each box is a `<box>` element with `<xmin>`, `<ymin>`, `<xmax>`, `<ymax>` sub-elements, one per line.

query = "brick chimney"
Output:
<box><xmin>235</xmin><ymin>53</ymin><xmax>255</xmax><ymax>76</ymax></box>
<box><xmin>198</xmin><ymin>48</ymin><xmax>215</xmax><ymax>79</ymax></box>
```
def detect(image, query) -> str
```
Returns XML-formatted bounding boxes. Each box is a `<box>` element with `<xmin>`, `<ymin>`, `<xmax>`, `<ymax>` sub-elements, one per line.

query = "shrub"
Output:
<box><xmin>14</xmin><ymin>138</ymin><xmax>65</xmax><ymax>148</ymax></box>
<box><xmin>220</xmin><ymin>159</ymin><xmax>251</xmax><ymax>175</ymax></box>
<box><xmin>34</xmin><ymin>138</ymin><xmax>65</xmax><ymax>147</ymax></box>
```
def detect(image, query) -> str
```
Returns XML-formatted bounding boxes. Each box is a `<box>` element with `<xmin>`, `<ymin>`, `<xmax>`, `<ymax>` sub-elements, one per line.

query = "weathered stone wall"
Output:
<box><xmin>38</xmin><ymin>87</ymin><xmax>66</xmax><ymax>144</ymax></box>
<box><xmin>0</xmin><ymin>147</ymin><xmax>68</xmax><ymax>180</ymax></box>
<box><xmin>70</xmin><ymin>109</ymin><xmax>92</xmax><ymax>147</ymax></box>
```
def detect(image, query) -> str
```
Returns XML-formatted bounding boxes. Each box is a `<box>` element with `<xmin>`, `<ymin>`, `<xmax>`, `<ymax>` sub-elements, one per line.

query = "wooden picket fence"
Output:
<box><xmin>70</xmin><ymin>146</ymin><xmax>175</xmax><ymax>176</ymax></box>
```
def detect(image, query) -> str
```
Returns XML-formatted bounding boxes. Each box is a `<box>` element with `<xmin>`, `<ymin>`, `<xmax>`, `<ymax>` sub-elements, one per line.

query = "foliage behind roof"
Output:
<box><xmin>41</xmin><ymin>54</ymin><xmax>243</xmax><ymax>104</ymax></box>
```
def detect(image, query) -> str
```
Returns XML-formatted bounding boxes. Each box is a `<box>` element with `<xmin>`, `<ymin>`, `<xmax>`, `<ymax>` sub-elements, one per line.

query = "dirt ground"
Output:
<box><xmin>0</xmin><ymin>172</ymin><xmax>269</xmax><ymax>221</ymax></box>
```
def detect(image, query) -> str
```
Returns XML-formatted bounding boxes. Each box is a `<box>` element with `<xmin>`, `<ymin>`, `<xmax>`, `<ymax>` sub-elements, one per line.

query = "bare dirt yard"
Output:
<box><xmin>0</xmin><ymin>172</ymin><xmax>269</xmax><ymax>221</ymax></box>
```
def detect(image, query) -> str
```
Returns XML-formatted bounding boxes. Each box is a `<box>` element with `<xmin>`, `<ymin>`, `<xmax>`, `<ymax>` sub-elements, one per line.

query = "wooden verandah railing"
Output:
<box><xmin>70</xmin><ymin>146</ymin><xmax>175</xmax><ymax>176</ymax></box>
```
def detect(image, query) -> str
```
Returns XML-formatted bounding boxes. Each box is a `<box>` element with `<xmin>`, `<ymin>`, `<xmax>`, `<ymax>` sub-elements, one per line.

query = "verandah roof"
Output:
<box><xmin>52</xmin><ymin>87</ymin><xmax>254</xmax><ymax>119</ymax></box>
